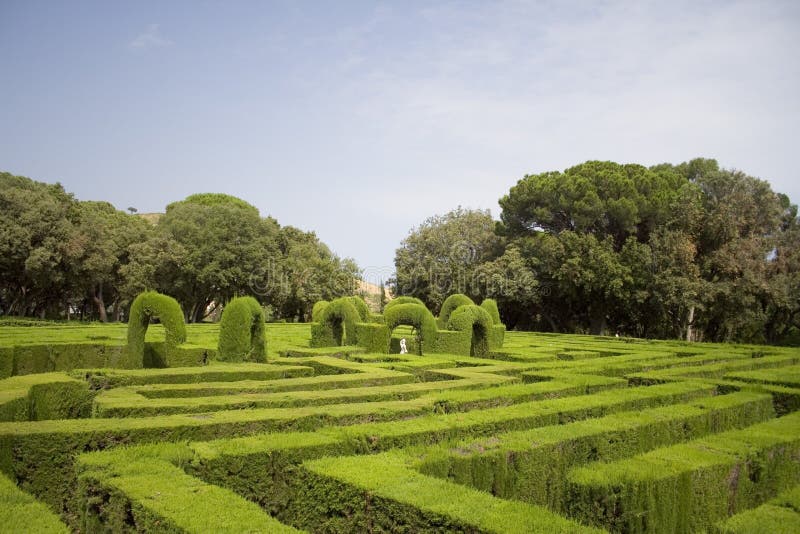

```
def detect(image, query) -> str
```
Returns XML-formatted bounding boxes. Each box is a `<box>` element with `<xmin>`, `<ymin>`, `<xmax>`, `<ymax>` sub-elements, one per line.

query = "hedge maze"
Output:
<box><xmin>1</xmin><ymin>294</ymin><xmax>799</xmax><ymax>532</ymax></box>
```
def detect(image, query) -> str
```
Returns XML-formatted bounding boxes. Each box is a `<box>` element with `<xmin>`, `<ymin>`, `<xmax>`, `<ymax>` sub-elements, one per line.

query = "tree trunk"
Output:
<box><xmin>92</xmin><ymin>283</ymin><xmax>108</xmax><ymax>322</ymax></box>
<box><xmin>686</xmin><ymin>306</ymin><xmax>695</xmax><ymax>342</ymax></box>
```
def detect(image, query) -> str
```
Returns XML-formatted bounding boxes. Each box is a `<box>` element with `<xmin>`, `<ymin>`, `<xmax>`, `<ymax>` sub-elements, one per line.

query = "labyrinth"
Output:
<box><xmin>1</xmin><ymin>314</ymin><xmax>800</xmax><ymax>532</ymax></box>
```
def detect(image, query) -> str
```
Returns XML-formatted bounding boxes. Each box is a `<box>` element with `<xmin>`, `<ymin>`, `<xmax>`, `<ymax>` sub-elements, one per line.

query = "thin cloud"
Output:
<box><xmin>129</xmin><ymin>24</ymin><xmax>172</xmax><ymax>50</ymax></box>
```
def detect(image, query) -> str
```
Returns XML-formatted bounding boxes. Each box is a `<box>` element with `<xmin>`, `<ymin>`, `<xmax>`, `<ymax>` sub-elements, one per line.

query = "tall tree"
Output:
<box><xmin>0</xmin><ymin>172</ymin><xmax>76</xmax><ymax>317</ymax></box>
<box><xmin>392</xmin><ymin>207</ymin><xmax>503</xmax><ymax>313</ymax></box>
<box><xmin>157</xmin><ymin>194</ymin><xmax>282</xmax><ymax>322</ymax></box>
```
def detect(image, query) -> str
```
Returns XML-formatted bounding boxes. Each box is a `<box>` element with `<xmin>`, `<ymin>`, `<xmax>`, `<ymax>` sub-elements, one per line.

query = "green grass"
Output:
<box><xmin>1</xmin><ymin>321</ymin><xmax>799</xmax><ymax>532</ymax></box>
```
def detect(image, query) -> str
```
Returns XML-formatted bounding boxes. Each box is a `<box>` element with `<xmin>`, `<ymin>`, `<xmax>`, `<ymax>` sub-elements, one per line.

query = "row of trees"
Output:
<box><xmin>391</xmin><ymin>159</ymin><xmax>800</xmax><ymax>345</ymax></box>
<box><xmin>0</xmin><ymin>173</ymin><xmax>359</xmax><ymax>322</ymax></box>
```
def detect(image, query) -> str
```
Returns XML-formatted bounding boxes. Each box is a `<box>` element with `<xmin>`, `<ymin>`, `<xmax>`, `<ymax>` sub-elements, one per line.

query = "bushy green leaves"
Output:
<box><xmin>438</xmin><ymin>294</ymin><xmax>475</xmax><ymax>329</ymax></box>
<box><xmin>127</xmin><ymin>291</ymin><xmax>186</xmax><ymax>362</ymax></box>
<box><xmin>384</xmin><ymin>303</ymin><xmax>438</xmax><ymax>354</ymax></box>
<box><xmin>217</xmin><ymin>296</ymin><xmax>266</xmax><ymax>363</ymax></box>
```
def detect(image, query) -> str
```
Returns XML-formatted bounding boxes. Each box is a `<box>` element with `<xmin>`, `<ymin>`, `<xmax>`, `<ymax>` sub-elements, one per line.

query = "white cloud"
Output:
<box><xmin>129</xmin><ymin>24</ymin><xmax>172</xmax><ymax>50</ymax></box>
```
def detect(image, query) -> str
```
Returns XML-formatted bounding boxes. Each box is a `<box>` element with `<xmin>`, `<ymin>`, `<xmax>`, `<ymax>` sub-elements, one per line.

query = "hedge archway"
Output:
<box><xmin>480</xmin><ymin>298</ymin><xmax>501</xmax><ymax>325</ymax></box>
<box><xmin>127</xmin><ymin>291</ymin><xmax>187</xmax><ymax>362</ymax></box>
<box><xmin>318</xmin><ymin>297</ymin><xmax>361</xmax><ymax>346</ymax></box>
<box><xmin>384</xmin><ymin>296</ymin><xmax>426</xmax><ymax>312</ymax></box>
<box><xmin>217</xmin><ymin>296</ymin><xmax>266</xmax><ymax>362</ymax></box>
<box><xmin>311</xmin><ymin>300</ymin><xmax>329</xmax><ymax>323</ymax></box>
<box><xmin>437</xmin><ymin>294</ymin><xmax>475</xmax><ymax>329</ymax></box>
<box><xmin>348</xmin><ymin>296</ymin><xmax>371</xmax><ymax>322</ymax></box>
<box><xmin>384</xmin><ymin>303</ymin><xmax>438</xmax><ymax>355</ymax></box>
<box><xmin>447</xmin><ymin>304</ymin><xmax>492</xmax><ymax>357</ymax></box>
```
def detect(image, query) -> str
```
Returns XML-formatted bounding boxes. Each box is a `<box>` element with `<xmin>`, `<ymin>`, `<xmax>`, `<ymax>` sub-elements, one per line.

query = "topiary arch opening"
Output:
<box><xmin>127</xmin><ymin>291</ymin><xmax>187</xmax><ymax>363</ymax></box>
<box><xmin>217</xmin><ymin>296</ymin><xmax>266</xmax><ymax>362</ymax></box>
<box><xmin>316</xmin><ymin>297</ymin><xmax>360</xmax><ymax>346</ymax></box>
<box><xmin>447</xmin><ymin>304</ymin><xmax>492</xmax><ymax>357</ymax></box>
<box><xmin>384</xmin><ymin>303</ymin><xmax>438</xmax><ymax>355</ymax></box>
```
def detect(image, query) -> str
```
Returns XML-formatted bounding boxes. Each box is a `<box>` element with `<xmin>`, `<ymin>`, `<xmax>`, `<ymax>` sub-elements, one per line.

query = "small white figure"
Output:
<box><xmin>399</xmin><ymin>338</ymin><xmax>408</xmax><ymax>354</ymax></box>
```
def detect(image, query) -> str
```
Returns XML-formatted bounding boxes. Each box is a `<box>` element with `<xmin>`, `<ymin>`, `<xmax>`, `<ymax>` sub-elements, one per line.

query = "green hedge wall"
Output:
<box><xmin>127</xmin><ymin>291</ymin><xmax>186</xmax><ymax>365</ymax></box>
<box><xmin>384</xmin><ymin>296</ymin><xmax>425</xmax><ymax>311</ymax></box>
<box><xmin>354</xmin><ymin>323</ymin><xmax>390</xmax><ymax>353</ymax></box>
<box><xmin>447</xmin><ymin>304</ymin><xmax>493</xmax><ymax>357</ymax></box>
<box><xmin>217</xmin><ymin>296</ymin><xmax>266</xmax><ymax>363</ymax></box>
<box><xmin>490</xmin><ymin>324</ymin><xmax>506</xmax><ymax>350</ymax></box>
<box><xmin>432</xmin><ymin>330</ymin><xmax>471</xmax><ymax>355</ymax></box>
<box><xmin>310</xmin><ymin>297</ymin><xmax>361</xmax><ymax>347</ymax></box>
<box><xmin>0</xmin><ymin>472</ymin><xmax>68</xmax><ymax>533</ymax></box>
<box><xmin>384</xmin><ymin>303</ymin><xmax>438</xmax><ymax>355</ymax></box>
<box><xmin>437</xmin><ymin>294</ymin><xmax>475</xmax><ymax>329</ymax></box>
<box><xmin>348</xmin><ymin>296</ymin><xmax>371</xmax><ymax>322</ymax></box>
<box><xmin>480</xmin><ymin>298</ymin><xmax>501</xmax><ymax>324</ymax></box>
<box><xmin>1</xmin><ymin>343</ymin><xmax>141</xmax><ymax>377</ymax></box>
<box><xmin>311</xmin><ymin>301</ymin><xmax>329</xmax><ymax>323</ymax></box>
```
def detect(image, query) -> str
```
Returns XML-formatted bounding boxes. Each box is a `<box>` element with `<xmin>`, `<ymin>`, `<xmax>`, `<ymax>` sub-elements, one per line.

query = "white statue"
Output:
<box><xmin>399</xmin><ymin>338</ymin><xmax>408</xmax><ymax>354</ymax></box>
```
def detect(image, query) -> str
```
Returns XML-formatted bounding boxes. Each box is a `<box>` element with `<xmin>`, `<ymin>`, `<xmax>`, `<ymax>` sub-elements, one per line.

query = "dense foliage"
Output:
<box><xmin>0</xmin><ymin>173</ymin><xmax>359</xmax><ymax>322</ymax></box>
<box><xmin>393</xmin><ymin>159</ymin><xmax>800</xmax><ymax>344</ymax></box>
<box><xmin>127</xmin><ymin>291</ymin><xmax>187</xmax><ymax>361</ymax></box>
<box><xmin>217</xmin><ymin>296</ymin><xmax>266</xmax><ymax>362</ymax></box>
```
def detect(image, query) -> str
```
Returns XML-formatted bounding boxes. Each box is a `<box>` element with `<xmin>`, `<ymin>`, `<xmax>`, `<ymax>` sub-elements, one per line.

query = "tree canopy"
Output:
<box><xmin>0</xmin><ymin>173</ymin><xmax>360</xmax><ymax>322</ymax></box>
<box><xmin>394</xmin><ymin>159</ymin><xmax>800</xmax><ymax>345</ymax></box>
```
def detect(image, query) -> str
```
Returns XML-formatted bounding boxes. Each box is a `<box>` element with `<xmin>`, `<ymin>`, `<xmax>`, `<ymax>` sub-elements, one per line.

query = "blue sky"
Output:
<box><xmin>1</xmin><ymin>1</ymin><xmax>798</xmax><ymax>283</ymax></box>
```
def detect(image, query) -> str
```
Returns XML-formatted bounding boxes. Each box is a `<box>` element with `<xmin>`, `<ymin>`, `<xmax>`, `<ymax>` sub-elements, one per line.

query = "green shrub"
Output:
<box><xmin>384</xmin><ymin>296</ymin><xmax>426</xmax><ymax>311</ymax></box>
<box><xmin>354</xmin><ymin>323</ymin><xmax>390</xmax><ymax>353</ymax></box>
<box><xmin>384</xmin><ymin>303</ymin><xmax>438</xmax><ymax>355</ymax></box>
<box><xmin>0</xmin><ymin>472</ymin><xmax>68</xmax><ymax>533</ymax></box>
<box><xmin>127</xmin><ymin>292</ymin><xmax>186</xmax><ymax>364</ymax></box>
<box><xmin>347</xmin><ymin>296</ymin><xmax>371</xmax><ymax>322</ymax></box>
<box><xmin>311</xmin><ymin>301</ymin><xmax>329</xmax><ymax>323</ymax></box>
<box><xmin>311</xmin><ymin>298</ymin><xmax>360</xmax><ymax>346</ymax></box>
<box><xmin>217</xmin><ymin>296</ymin><xmax>267</xmax><ymax>363</ymax></box>
<box><xmin>480</xmin><ymin>298</ymin><xmax>501</xmax><ymax>325</ymax></box>
<box><xmin>447</xmin><ymin>305</ymin><xmax>493</xmax><ymax>357</ymax></box>
<box><xmin>438</xmin><ymin>294</ymin><xmax>475</xmax><ymax>329</ymax></box>
<box><xmin>489</xmin><ymin>324</ymin><xmax>506</xmax><ymax>350</ymax></box>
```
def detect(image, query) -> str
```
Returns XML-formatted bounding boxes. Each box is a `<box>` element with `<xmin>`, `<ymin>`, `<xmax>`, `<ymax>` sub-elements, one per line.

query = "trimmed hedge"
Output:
<box><xmin>447</xmin><ymin>304</ymin><xmax>493</xmax><ymax>357</ymax></box>
<box><xmin>0</xmin><ymin>472</ymin><xmax>68</xmax><ymax>533</ymax></box>
<box><xmin>384</xmin><ymin>296</ymin><xmax>425</xmax><ymax>311</ymax></box>
<box><xmin>711</xmin><ymin>485</ymin><xmax>800</xmax><ymax>533</ymax></box>
<box><xmin>294</xmin><ymin>451</ymin><xmax>604</xmax><ymax>534</ymax></box>
<box><xmin>432</xmin><ymin>330</ymin><xmax>471</xmax><ymax>355</ymax></box>
<box><xmin>437</xmin><ymin>294</ymin><xmax>475</xmax><ymax>329</ymax></box>
<box><xmin>384</xmin><ymin>303</ymin><xmax>438</xmax><ymax>355</ymax></box>
<box><xmin>418</xmin><ymin>392</ymin><xmax>774</xmax><ymax>512</ymax></box>
<box><xmin>1</xmin><ymin>343</ymin><xmax>140</xmax><ymax>377</ymax></box>
<box><xmin>0</xmin><ymin>373</ymin><xmax>94</xmax><ymax>422</ymax></box>
<box><xmin>76</xmin><ymin>444</ymin><xmax>300</xmax><ymax>533</ymax></box>
<box><xmin>311</xmin><ymin>300</ymin><xmax>329</xmax><ymax>322</ymax></box>
<box><xmin>347</xmin><ymin>296</ymin><xmax>371</xmax><ymax>322</ymax></box>
<box><xmin>480</xmin><ymin>298</ymin><xmax>502</xmax><ymax>324</ymax></box>
<box><xmin>310</xmin><ymin>297</ymin><xmax>360</xmax><ymax>347</ymax></box>
<box><xmin>217</xmin><ymin>296</ymin><xmax>266</xmax><ymax>363</ymax></box>
<box><xmin>566</xmin><ymin>411</ymin><xmax>800</xmax><ymax>533</ymax></box>
<box><xmin>127</xmin><ymin>291</ymin><xmax>186</xmax><ymax>365</ymax></box>
<box><xmin>354</xmin><ymin>323</ymin><xmax>390</xmax><ymax>353</ymax></box>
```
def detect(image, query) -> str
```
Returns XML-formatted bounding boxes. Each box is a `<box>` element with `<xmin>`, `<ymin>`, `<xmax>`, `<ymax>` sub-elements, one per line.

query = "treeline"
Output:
<box><xmin>0</xmin><ymin>172</ymin><xmax>359</xmax><ymax>322</ymax></box>
<box><xmin>392</xmin><ymin>159</ymin><xmax>800</xmax><ymax>345</ymax></box>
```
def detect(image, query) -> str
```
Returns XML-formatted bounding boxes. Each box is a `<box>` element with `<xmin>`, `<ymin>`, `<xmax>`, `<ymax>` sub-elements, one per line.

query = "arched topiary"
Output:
<box><xmin>480</xmin><ymin>298</ymin><xmax>501</xmax><ymax>325</ymax></box>
<box><xmin>447</xmin><ymin>304</ymin><xmax>493</xmax><ymax>357</ymax></box>
<box><xmin>311</xmin><ymin>300</ymin><xmax>329</xmax><ymax>323</ymax></box>
<box><xmin>127</xmin><ymin>291</ymin><xmax>186</xmax><ymax>362</ymax></box>
<box><xmin>217</xmin><ymin>296</ymin><xmax>266</xmax><ymax>362</ymax></box>
<box><xmin>348</xmin><ymin>296</ymin><xmax>371</xmax><ymax>322</ymax></box>
<box><xmin>384</xmin><ymin>296</ymin><xmax>426</xmax><ymax>312</ymax></box>
<box><xmin>318</xmin><ymin>297</ymin><xmax>361</xmax><ymax>346</ymax></box>
<box><xmin>384</xmin><ymin>303</ymin><xmax>438</xmax><ymax>354</ymax></box>
<box><xmin>438</xmin><ymin>294</ymin><xmax>475</xmax><ymax>329</ymax></box>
